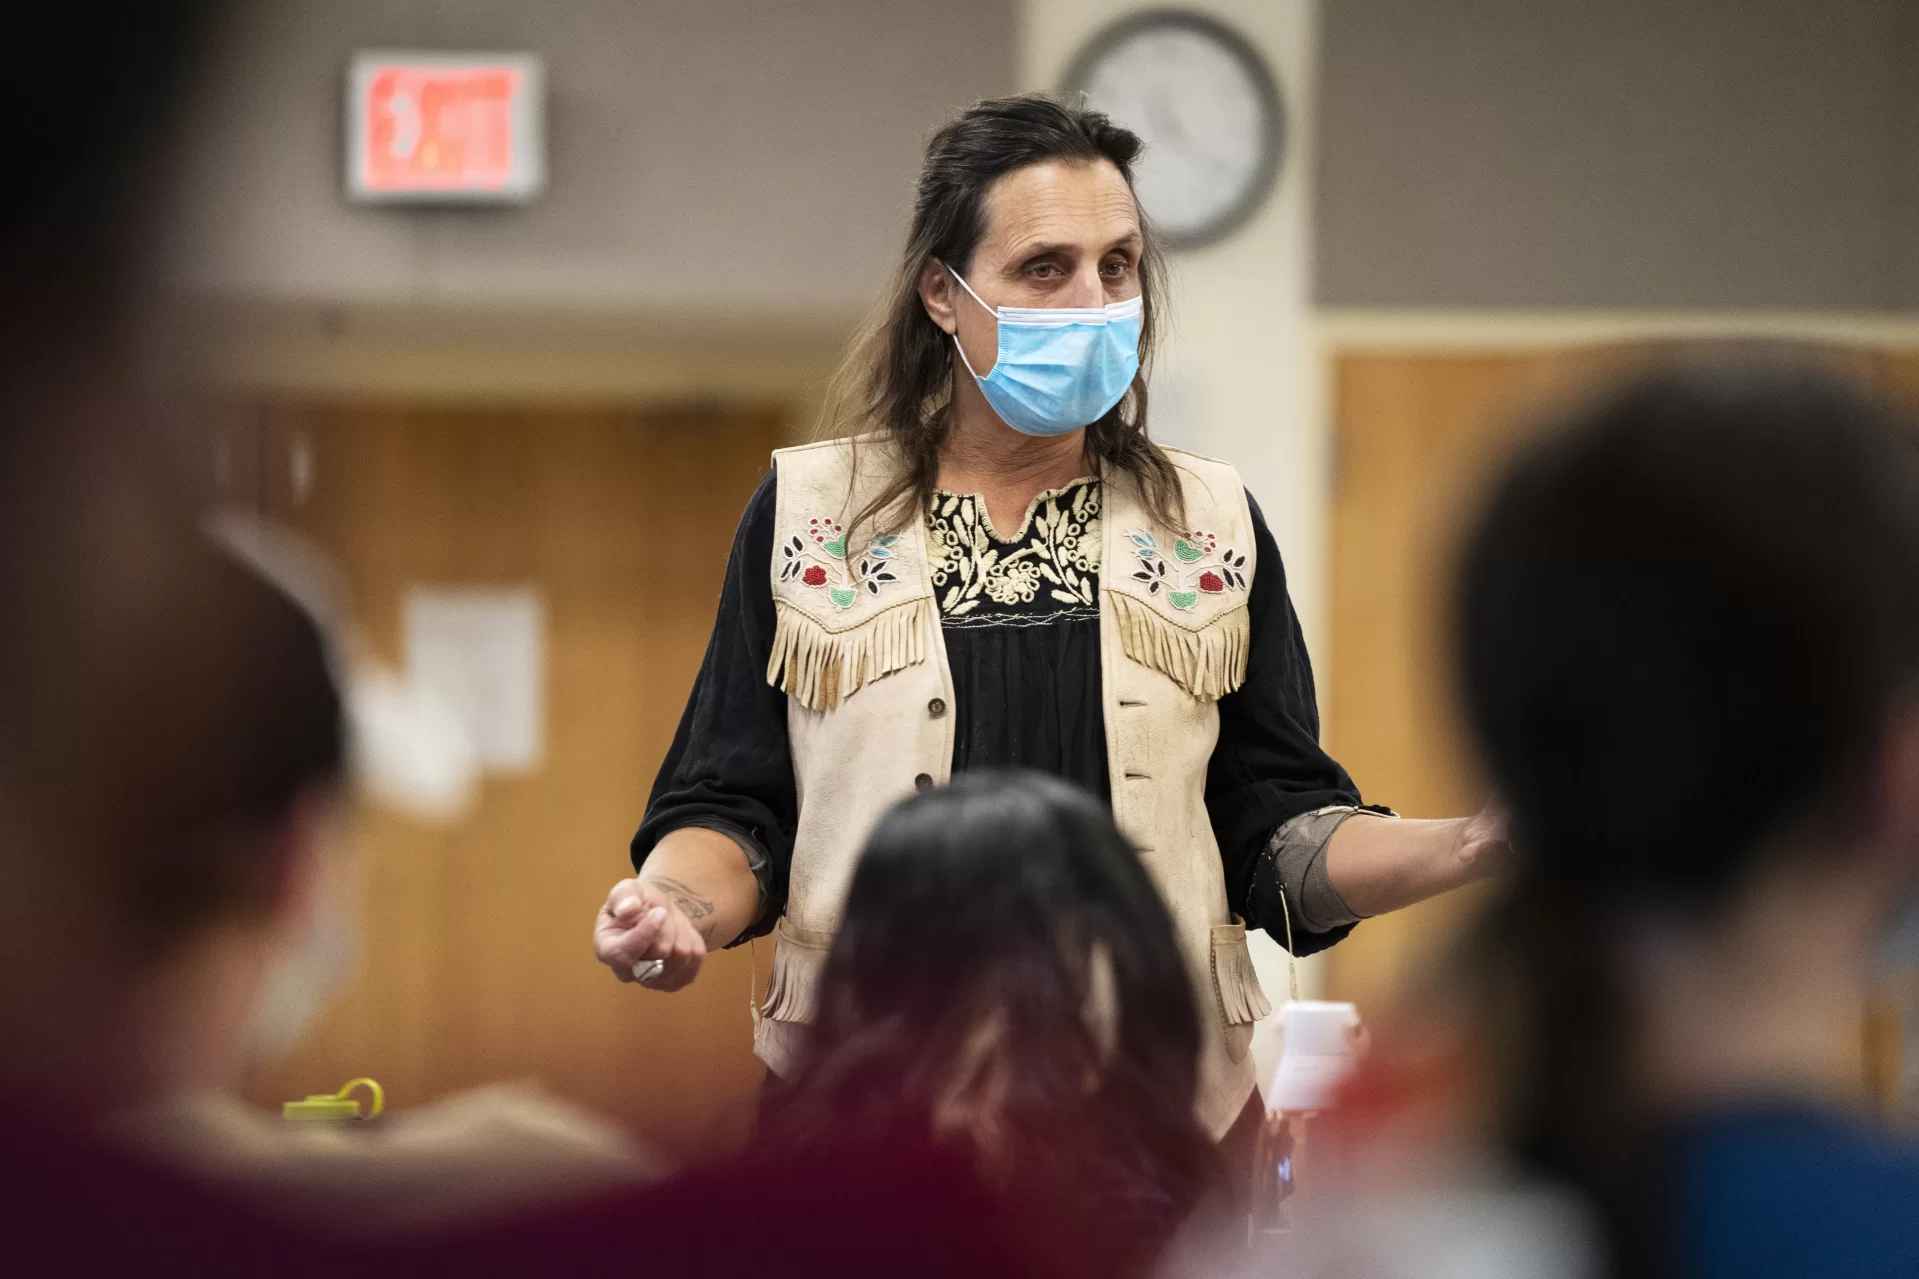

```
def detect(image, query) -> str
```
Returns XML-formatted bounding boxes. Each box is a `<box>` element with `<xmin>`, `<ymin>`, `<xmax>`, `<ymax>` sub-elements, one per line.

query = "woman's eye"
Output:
<box><xmin>1101</xmin><ymin>260</ymin><xmax>1130</xmax><ymax>278</ymax></box>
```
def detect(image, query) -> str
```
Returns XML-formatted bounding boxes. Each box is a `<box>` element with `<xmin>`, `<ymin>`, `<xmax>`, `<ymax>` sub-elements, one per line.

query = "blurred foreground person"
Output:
<box><xmin>0</xmin><ymin>508</ymin><xmax>654</xmax><ymax>1254</ymax></box>
<box><xmin>1458</xmin><ymin>365</ymin><xmax>1919</xmax><ymax>1277</ymax></box>
<box><xmin>0</xmin><ymin>5</ymin><xmax>349</xmax><ymax>1271</ymax></box>
<box><xmin>759</xmin><ymin>771</ymin><xmax>1227</xmax><ymax>1278</ymax></box>
<box><xmin>101</xmin><ymin>520</ymin><xmax>662</xmax><ymax>1229</ymax></box>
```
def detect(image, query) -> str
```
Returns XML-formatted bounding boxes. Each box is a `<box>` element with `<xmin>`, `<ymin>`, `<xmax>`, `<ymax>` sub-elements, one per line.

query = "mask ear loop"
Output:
<box><xmin>1279</xmin><ymin>887</ymin><xmax>1301</xmax><ymax>1004</ymax></box>
<box><xmin>942</xmin><ymin>262</ymin><xmax>994</xmax><ymax>382</ymax></box>
<box><xmin>943</xmin><ymin>261</ymin><xmax>997</xmax><ymax>315</ymax></box>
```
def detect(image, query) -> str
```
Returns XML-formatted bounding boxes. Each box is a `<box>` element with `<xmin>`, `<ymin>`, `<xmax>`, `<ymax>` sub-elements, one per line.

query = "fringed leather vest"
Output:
<box><xmin>758</xmin><ymin>434</ymin><xmax>1271</xmax><ymax>1137</ymax></box>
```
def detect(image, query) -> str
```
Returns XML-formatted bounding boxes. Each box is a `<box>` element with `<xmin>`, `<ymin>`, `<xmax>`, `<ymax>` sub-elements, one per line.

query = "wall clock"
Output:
<box><xmin>1062</xmin><ymin>10</ymin><xmax>1284</xmax><ymax>251</ymax></box>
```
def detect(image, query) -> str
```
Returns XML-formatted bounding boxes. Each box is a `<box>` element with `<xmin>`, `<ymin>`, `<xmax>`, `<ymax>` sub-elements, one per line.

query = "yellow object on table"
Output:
<box><xmin>283</xmin><ymin>1077</ymin><xmax>385</xmax><ymax>1122</ymax></box>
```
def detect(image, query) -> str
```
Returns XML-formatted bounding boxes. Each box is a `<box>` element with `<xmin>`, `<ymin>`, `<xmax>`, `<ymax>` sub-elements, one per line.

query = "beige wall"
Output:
<box><xmin>162</xmin><ymin>0</ymin><xmax>1012</xmax><ymax>324</ymax></box>
<box><xmin>1317</xmin><ymin>0</ymin><xmax>1919</xmax><ymax>308</ymax></box>
<box><xmin>163</xmin><ymin>0</ymin><xmax>1015</xmax><ymax>412</ymax></box>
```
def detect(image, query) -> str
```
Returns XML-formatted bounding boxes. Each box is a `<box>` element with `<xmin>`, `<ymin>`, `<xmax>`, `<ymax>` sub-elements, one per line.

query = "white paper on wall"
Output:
<box><xmin>403</xmin><ymin>585</ymin><xmax>546</xmax><ymax>774</ymax></box>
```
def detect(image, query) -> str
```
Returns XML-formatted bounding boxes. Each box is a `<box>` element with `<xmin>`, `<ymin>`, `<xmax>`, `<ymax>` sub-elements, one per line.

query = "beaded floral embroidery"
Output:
<box><xmin>926</xmin><ymin>479</ymin><xmax>1101</xmax><ymax>625</ymax></box>
<box><xmin>778</xmin><ymin>516</ymin><xmax>900</xmax><ymax>610</ymax></box>
<box><xmin>1126</xmin><ymin>528</ymin><xmax>1248</xmax><ymax>612</ymax></box>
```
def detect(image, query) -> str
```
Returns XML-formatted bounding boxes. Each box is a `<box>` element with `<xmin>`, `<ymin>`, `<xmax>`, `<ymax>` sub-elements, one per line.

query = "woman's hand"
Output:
<box><xmin>1451</xmin><ymin>801</ymin><xmax>1511</xmax><ymax>884</ymax></box>
<box><xmin>591</xmin><ymin>830</ymin><xmax>763</xmax><ymax>988</ymax></box>
<box><xmin>593</xmin><ymin>876</ymin><xmax>708</xmax><ymax>992</ymax></box>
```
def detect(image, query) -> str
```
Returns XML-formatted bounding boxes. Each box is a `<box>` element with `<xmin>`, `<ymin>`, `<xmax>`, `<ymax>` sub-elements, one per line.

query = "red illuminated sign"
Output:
<box><xmin>347</xmin><ymin>53</ymin><xmax>544</xmax><ymax>203</ymax></box>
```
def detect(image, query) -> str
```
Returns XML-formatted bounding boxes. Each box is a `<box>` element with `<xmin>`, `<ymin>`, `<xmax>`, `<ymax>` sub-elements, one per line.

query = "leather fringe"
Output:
<box><xmin>761</xmin><ymin>927</ymin><xmax>829</xmax><ymax>1024</ymax></box>
<box><xmin>767</xmin><ymin>596</ymin><xmax>932</xmax><ymax>712</ymax></box>
<box><xmin>1213</xmin><ymin>933</ymin><xmax>1274</xmax><ymax>1025</ymax></box>
<box><xmin>1110</xmin><ymin>592</ymin><xmax>1250</xmax><ymax>702</ymax></box>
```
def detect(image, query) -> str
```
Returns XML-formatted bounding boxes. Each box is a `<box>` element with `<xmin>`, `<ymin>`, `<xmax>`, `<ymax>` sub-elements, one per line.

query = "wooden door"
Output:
<box><xmin>238</xmin><ymin>402</ymin><xmax>786</xmax><ymax>1163</ymax></box>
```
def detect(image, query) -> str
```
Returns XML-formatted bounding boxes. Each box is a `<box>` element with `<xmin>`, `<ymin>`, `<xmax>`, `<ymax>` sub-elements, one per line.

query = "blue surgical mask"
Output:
<box><xmin>947</xmin><ymin>265</ymin><xmax>1143</xmax><ymax>437</ymax></box>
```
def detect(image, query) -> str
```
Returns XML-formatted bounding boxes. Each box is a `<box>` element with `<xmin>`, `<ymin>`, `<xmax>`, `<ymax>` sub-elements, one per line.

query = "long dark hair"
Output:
<box><xmin>1455</xmin><ymin>362</ymin><xmax>1919</xmax><ymax>1273</ymax></box>
<box><xmin>763</xmin><ymin>771</ymin><xmax>1218</xmax><ymax>1258</ymax></box>
<box><xmin>825</xmin><ymin>94</ymin><xmax>1184</xmax><ymax>539</ymax></box>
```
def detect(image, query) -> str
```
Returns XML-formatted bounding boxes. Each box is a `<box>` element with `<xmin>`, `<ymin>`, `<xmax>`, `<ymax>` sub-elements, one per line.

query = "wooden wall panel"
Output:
<box><xmin>1874</xmin><ymin>351</ymin><xmax>1919</xmax><ymax>411</ymax></box>
<box><xmin>241</xmin><ymin>402</ymin><xmax>786</xmax><ymax>1163</ymax></box>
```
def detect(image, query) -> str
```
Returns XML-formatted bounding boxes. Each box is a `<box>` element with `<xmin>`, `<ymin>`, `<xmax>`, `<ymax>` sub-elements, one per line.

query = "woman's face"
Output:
<box><xmin>922</xmin><ymin>158</ymin><xmax>1143</xmax><ymax>379</ymax></box>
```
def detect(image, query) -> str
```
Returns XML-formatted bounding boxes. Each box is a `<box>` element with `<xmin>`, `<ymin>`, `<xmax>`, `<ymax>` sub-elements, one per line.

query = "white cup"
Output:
<box><xmin>1267</xmin><ymin>1000</ymin><xmax>1364</xmax><ymax>1114</ymax></box>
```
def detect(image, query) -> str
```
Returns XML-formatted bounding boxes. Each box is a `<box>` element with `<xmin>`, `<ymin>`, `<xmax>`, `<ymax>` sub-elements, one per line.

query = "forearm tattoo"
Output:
<box><xmin>644</xmin><ymin>874</ymin><xmax>716</xmax><ymax>932</ymax></box>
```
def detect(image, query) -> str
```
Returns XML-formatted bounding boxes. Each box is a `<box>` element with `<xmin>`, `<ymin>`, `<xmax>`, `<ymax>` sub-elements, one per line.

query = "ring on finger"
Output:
<box><xmin>632</xmin><ymin>958</ymin><xmax>666</xmax><ymax>984</ymax></box>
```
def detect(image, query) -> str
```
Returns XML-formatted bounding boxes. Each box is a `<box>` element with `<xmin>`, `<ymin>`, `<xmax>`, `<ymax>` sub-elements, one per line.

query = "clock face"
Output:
<box><xmin>1064</xmin><ymin>12</ymin><xmax>1283</xmax><ymax>250</ymax></box>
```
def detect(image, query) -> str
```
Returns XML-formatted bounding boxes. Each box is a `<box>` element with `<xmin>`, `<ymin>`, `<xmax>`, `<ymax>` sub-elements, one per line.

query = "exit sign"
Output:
<box><xmin>347</xmin><ymin>52</ymin><xmax>544</xmax><ymax>203</ymax></box>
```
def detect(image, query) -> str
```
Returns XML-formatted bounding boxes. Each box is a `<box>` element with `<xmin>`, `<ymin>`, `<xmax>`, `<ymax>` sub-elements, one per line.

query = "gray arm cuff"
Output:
<box><xmin>1269</xmin><ymin>806</ymin><xmax>1390</xmax><ymax>932</ymax></box>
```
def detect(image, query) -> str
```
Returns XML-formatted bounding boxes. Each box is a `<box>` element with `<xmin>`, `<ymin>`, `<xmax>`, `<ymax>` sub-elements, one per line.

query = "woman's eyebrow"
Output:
<box><xmin>1009</xmin><ymin>230</ymin><xmax>1142</xmax><ymax>261</ymax></box>
<box><xmin>1008</xmin><ymin>240</ymin><xmax>1078</xmax><ymax>263</ymax></box>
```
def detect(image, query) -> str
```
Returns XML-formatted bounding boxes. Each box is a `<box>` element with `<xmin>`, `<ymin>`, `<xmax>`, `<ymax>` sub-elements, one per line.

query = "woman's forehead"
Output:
<box><xmin>977</xmin><ymin>159</ymin><xmax>1140</xmax><ymax>261</ymax></box>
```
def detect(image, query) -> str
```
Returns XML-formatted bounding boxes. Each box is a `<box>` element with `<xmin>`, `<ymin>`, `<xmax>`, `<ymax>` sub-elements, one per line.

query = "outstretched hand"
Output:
<box><xmin>1451</xmin><ymin>801</ymin><xmax>1511</xmax><ymax>884</ymax></box>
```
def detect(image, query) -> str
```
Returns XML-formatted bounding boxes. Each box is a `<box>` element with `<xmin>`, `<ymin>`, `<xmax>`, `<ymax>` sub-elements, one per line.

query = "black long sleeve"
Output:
<box><xmin>631</xmin><ymin>470</ymin><xmax>795</xmax><ymax>944</ymax></box>
<box><xmin>1206</xmin><ymin>493</ymin><xmax>1365</xmax><ymax>956</ymax></box>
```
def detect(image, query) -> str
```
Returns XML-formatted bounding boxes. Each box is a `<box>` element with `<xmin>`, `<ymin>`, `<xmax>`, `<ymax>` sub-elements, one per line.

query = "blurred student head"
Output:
<box><xmin>0</xmin><ymin>0</ymin><xmax>356</xmax><ymax>1105</ymax></box>
<box><xmin>0</xmin><ymin>526</ymin><xmax>348</xmax><ymax>1103</ymax></box>
<box><xmin>1456</xmin><ymin>362</ymin><xmax>1919</xmax><ymax>1265</ymax></box>
<box><xmin>765</xmin><ymin>770</ymin><xmax>1218</xmax><ymax>1272</ymax></box>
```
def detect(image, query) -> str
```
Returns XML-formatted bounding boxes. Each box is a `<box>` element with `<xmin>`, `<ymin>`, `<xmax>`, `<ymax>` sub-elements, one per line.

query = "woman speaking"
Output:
<box><xmin>593</xmin><ymin>95</ymin><xmax>1501</xmax><ymax>1144</ymax></box>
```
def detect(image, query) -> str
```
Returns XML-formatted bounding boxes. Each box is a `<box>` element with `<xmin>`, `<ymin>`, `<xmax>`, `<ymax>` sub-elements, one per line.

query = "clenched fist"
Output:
<box><xmin>593</xmin><ymin>876</ymin><xmax>708</xmax><ymax>992</ymax></box>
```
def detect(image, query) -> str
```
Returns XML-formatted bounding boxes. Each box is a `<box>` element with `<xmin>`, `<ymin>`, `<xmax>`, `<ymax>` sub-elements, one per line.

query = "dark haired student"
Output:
<box><xmin>1458</xmin><ymin>366</ymin><xmax>1919</xmax><ymax>1277</ymax></box>
<box><xmin>763</xmin><ymin>770</ymin><xmax>1232</xmax><ymax>1279</ymax></box>
<box><xmin>593</xmin><ymin>94</ymin><xmax>1503</xmax><ymax>1148</ymax></box>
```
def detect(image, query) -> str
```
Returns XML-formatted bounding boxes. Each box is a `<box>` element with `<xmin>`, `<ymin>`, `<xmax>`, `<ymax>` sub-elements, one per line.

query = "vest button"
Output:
<box><xmin>927</xmin><ymin>697</ymin><xmax>947</xmax><ymax>718</ymax></box>
<box><xmin>914</xmin><ymin>773</ymin><xmax>933</xmax><ymax>791</ymax></box>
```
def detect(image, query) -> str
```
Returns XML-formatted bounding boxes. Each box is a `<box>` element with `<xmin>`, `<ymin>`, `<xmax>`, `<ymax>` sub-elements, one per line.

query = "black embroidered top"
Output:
<box><xmin>633</xmin><ymin>469</ymin><xmax>1367</xmax><ymax>952</ymax></box>
<box><xmin>926</xmin><ymin>478</ymin><xmax>1102</xmax><ymax>627</ymax></box>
